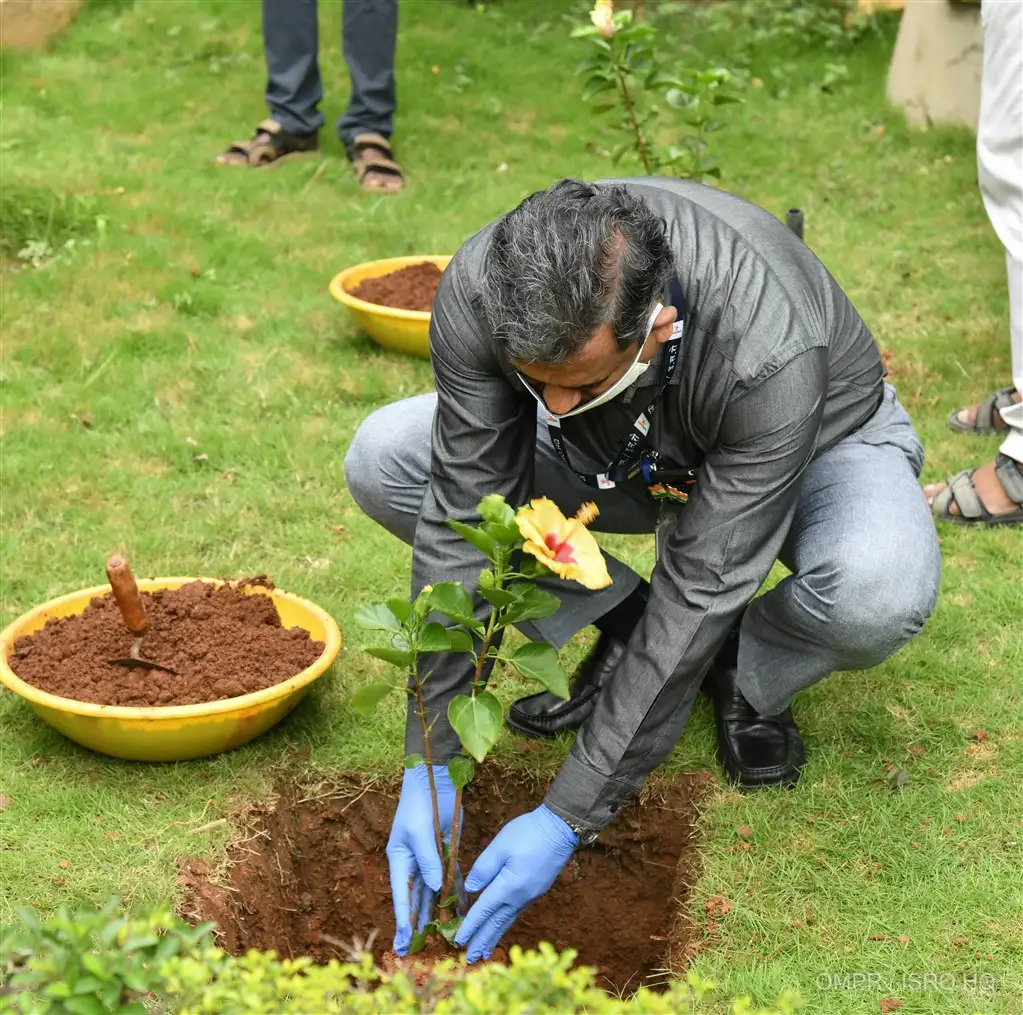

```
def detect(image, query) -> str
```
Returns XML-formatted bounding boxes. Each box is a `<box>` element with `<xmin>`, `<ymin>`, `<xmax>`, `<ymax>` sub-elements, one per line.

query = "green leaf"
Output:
<box><xmin>365</xmin><ymin>645</ymin><xmax>415</xmax><ymax>668</ymax></box>
<box><xmin>582</xmin><ymin>75</ymin><xmax>617</xmax><ymax>102</ymax></box>
<box><xmin>448</xmin><ymin>755</ymin><xmax>475</xmax><ymax>789</ymax></box>
<box><xmin>427</xmin><ymin>581</ymin><xmax>483</xmax><ymax>632</ymax></box>
<box><xmin>408</xmin><ymin>925</ymin><xmax>432</xmax><ymax>954</ymax></box>
<box><xmin>385</xmin><ymin>598</ymin><xmax>413</xmax><ymax>623</ymax></box>
<box><xmin>98</xmin><ymin>918</ymin><xmax>125</xmax><ymax>947</ymax></box>
<box><xmin>645</xmin><ymin>70</ymin><xmax>686</xmax><ymax>90</ymax></box>
<box><xmin>503</xmin><ymin>587</ymin><xmax>561</xmax><ymax>626</ymax></box>
<box><xmin>436</xmin><ymin>916</ymin><xmax>463</xmax><ymax>946</ymax></box>
<box><xmin>71</xmin><ymin>976</ymin><xmax>104</xmax><ymax>995</ymax></box>
<box><xmin>477</xmin><ymin>583</ymin><xmax>517</xmax><ymax>609</ymax></box>
<box><xmin>477</xmin><ymin>570</ymin><xmax>517</xmax><ymax>608</ymax></box>
<box><xmin>478</xmin><ymin>496</ymin><xmax>521</xmax><ymax>546</ymax></box>
<box><xmin>412</xmin><ymin>585</ymin><xmax>435</xmax><ymax>620</ymax></box>
<box><xmin>477</xmin><ymin>494</ymin><xmax>514</xmax><ymax>527</ymax></box>
<box><xmin>665</xmin><ymin>87</ymin><xmax>696</xmax><ymax>109</ymax></box>
<box><xmin>155</xmin><ymin>933</ymin><xmax>181</xmax><ymax>963</ymax></box>
<box><xmin>448</xmin><ymin>691</ymin><xmax>503</xmax><ymax>763</ymax></box>
<box><xmin>447</xmin><ymin>628</ymin><xmax>475</xmax><ymax>653</ymax></box>
<box><xmin>569</xmin><ymin>24</ymin><xmax>600</xmax><ymax>38</ymax></box>
<box><xmin>63</xmin><ymin>997</ymin><xmax>107</xmax><ymax>1015</ymax></box>
<box><xmin>351</xmin><ymin>681</ymin><xmax>398</xmax><ymax>717</ymax></box>
<box><xmin>447</xmin><ymin>520</ymin><xmax>499</xmax><ymax>559</ymax></box>
<box><xmin>609</xmin><ymin>141</ymin><xmax>631</xmax><ymax>165</ymax></box>
<box><xmin>80</xmin><ymin>954</ymin><xmax>109</xmax><ymax>981</ymax></box>
<box><xmin>354</xmin><ymin>603</ymin><xmax>401</xmax><ymax>632</ymax></box>
<box><xmin>575</xmin><ymin>55</ymin><xmax>610</xmax><ymax>77</ymax></box>
<box><xmin>404</xmin><ymin>753</ymin><xmax>425</xmax><ymax>769</ymax></box>
<box><xmin>13</xmin><ymin>907</ymin><xmax>40</xmax><ymax>934</ymax></box>
<box><xmin>123</xmin><ymin>934</ymin><xmax>160</xmax><ymax>951</ymax></box>
<box><xmin>416</xmin><ymin>622</ymin><xmax>453</xmax><ymax>654</ymax></box>
<box><xmin>518</xmin><ymin>557</ymin><xmax>555</xmax><ymax>580</ymax></box>
<box><xmin>508</xmin><ymin>643</ymin><xmax>570</xmax><ymax>699</ymax></box>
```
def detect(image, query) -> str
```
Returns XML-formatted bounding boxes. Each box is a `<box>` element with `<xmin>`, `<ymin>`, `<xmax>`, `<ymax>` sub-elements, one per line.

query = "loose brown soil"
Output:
<box><xmin>9</xmin><ymin>581</ymin><xmax>323</xmax><ymax>707</ymax></box>
<box><xmin>180</xmin><ymin>768</ymin><xmax>706</xmax><ymax>993</ymax></box>
<box><xmin>348</xmin><ymin>261</ymin><xmax>442</xmax><ymax>312</ymax></box>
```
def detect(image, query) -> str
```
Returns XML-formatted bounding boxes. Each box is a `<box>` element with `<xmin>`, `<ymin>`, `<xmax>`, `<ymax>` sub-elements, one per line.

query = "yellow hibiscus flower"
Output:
<box><xmin>515</xmin><ymin>498</ymin><xmax>613</xmax><ymax>590</ymax></box>
<box><xmin>590</xmin><ymin>0</ymin><xmax>615</xmax><ymax>39</ymax></box>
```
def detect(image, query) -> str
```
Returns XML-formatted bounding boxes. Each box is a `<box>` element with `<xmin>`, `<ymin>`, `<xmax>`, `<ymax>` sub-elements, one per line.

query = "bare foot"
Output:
<box><xmin>951</xmin><ymin>388</ymin><xmax>1021</xmax><ymax>429</ymax></box>
<box><xmin>924</xmin><ymin>458</ymin><xmax>1020</xmax><ymax>515</ymax></box>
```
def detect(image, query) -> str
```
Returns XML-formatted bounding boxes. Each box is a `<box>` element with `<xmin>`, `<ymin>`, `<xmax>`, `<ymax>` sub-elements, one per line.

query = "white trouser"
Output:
<box><xmin>979</xmin><ymin>0</ymin><xmax>1023</xmax><ymax>462</ymax></box>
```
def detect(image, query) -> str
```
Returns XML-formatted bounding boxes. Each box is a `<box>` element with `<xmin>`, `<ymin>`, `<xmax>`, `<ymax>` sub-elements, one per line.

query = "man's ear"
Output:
<box><xmin>651</xmin><ymin>305</ymin><xmax>678</xmax><ymax>345</ymax></box>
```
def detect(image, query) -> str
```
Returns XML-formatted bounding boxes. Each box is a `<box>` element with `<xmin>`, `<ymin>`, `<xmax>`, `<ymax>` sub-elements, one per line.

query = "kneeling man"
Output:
<box><xmin>345</xmin><ymin>177</ymin><xmax>941</xmax><ymax>963</ymax></box>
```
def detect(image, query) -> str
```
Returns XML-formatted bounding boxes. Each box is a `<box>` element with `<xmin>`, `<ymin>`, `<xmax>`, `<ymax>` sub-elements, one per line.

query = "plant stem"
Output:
<box><xmin>615</xmin><ymin>65</ymin><xmax>653</xmax><ymax>174</ymax></box>
<box><xmin>413</xmin><ymin>662</ymin><xmax>445</xmax><ymax>868</ymax></box>
<box><xmin>438</xmin><ymin>558</ymin><xmax>506</xmax><ymax>915</ymax></box>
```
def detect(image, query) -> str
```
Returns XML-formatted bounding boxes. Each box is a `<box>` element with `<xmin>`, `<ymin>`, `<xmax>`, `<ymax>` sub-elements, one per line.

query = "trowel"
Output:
<box><xmin>104</xmin><ymin>554</ymin><xmax>177</xmax><ymax>674</ymax></box>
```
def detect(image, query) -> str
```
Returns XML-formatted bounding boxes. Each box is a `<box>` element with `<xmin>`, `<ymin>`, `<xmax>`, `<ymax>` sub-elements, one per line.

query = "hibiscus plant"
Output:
<box><xmin>574</xmin><ymin>0</ymin><xmax>744</xmax><ymax>183</ymax></box>
<box><xmin>353</xmin><ymin>494</ymin><xmax>611</xmax><ymax>951</ymax></box>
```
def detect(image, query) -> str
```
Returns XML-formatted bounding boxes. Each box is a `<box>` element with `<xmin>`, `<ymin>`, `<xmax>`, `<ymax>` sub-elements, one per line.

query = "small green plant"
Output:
<box><xmin>353</xmin><ymin>494</ymin><xmax>611</xmax><ymax>949</ymax></box>
<box><xmin>0</xmin><ymin>186</ymin><xmax>107</xmax><ymax>269</ymax></box>
<box><xmin>0</xmin><ymin>897</ymin><xmax>214</xmax><ymax>1015</ymax></box>
<box><xmin>571</xmin><ymin>0</ymin><xmax>744</xmax><ymax>182</ymax></box>
<box><xmin>2</xmin><ymin>901</ymin><xmax>803</xmax><ymax>1014</ymax></box>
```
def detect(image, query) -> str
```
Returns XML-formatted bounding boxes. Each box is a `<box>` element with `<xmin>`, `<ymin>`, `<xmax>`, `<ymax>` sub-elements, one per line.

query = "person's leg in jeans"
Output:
<box><xmin>926</xmin><ymin>0</ymin><xmax>1023</xmax><ymax>521</ymax></box>
<box><xmin>337</xmin><ymin>0</ymin><xmax>403</xmax><ymax>192</ymax></box>
<box><xmin>217</xmin><ymin>0</ymin><xmax>322</xmax><ymax>166</ymax></box>
<box><xmin>737</xmin><ymin>390</ymin><xmax>941</xmax><ymax>721</ymax></box>
<box><xmin>263</xmin><ymin>0</ymin><xmax>324</xmax><ymax>136</ymax></box>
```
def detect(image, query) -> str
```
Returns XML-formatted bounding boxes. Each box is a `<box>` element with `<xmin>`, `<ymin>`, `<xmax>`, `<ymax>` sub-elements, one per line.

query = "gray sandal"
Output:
<box><xmin>932</xmin><ymin>453</ymin><xmax>1023</xmax><ymax>526</ymax></box>
<box><xmin>947</xmin><ymin>386</ymin><xmax>1018</xmax><ymax>435</ymax></box>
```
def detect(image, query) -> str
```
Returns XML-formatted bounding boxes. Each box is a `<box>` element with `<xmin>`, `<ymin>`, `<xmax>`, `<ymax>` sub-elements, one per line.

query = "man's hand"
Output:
<box><xmin>387</xmin><ymin>765</ymin><xmax>457</xmax><ymax>955</ymax></box>
<box><xmin>454</xmin><ymin>805</ymin><xmax>578</xmax><ymax>962</ymax></box>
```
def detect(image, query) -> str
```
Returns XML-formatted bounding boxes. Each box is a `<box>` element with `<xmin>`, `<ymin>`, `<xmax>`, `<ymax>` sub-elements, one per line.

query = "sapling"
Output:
<box><xmin>573</xmin><ymin>0</ymin><xmax>744</xmax><ymax>183</ymax></box>
<box><xmin>352</xmin><ymin>494</ymin><xmax>611</xmax><ymax>951</ymax></box>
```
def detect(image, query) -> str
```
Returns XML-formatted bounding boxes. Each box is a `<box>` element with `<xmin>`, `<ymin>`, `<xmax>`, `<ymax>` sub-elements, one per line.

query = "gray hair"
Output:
<box><xmin>481</xmin><ymin>179</ymin><xmax>675</xmax><ymax>365</ymax></box>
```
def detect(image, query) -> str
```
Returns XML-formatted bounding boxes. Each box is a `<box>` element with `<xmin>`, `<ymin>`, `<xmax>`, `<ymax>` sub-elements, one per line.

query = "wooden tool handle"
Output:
<box><xmin>105</xmin><ymin>554</ymin><xmax>148</xmax><ymax>635</ymax></box>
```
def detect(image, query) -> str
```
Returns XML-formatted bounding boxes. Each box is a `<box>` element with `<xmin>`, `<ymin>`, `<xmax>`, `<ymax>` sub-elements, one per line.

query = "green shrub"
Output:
<box><xmin>0</xmin><ymin>899</ymin><xmax>213</xmax><ymax>1015</ymax></box>
<box><xmin>1</xmin><ymin>901</ymin><xmax>803</xmax><ymax>1015</ymax></box>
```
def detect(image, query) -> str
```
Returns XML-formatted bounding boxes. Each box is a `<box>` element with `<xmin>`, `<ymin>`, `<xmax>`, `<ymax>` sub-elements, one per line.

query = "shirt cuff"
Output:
<box><xmin>542</xmin><ymin>752</ymin><xmax>636</xmax><ymax>843</ymax></box>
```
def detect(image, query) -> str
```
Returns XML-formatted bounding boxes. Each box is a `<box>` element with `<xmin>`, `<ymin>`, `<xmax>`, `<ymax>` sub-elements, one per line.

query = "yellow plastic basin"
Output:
<box><xmin>329</xmin><ymin>254</ymin><xmax>451</xmax><ymax>359</ymax></box>
<box><xmin>0</xmin><ymin>578</ymin><xmax>342</xmax><ymax>762</ymax></box>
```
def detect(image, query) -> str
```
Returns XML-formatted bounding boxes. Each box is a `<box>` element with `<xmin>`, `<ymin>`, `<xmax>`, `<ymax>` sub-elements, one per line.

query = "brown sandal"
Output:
<box><xmin>347</xmin><ymin>132</ymin><xmax>404</xmax><ymax>192</ymax></box>
<box><xmin>216</xmin><ymin>119</ymin><xmax>319</xmax><ymax>168</ymax></box>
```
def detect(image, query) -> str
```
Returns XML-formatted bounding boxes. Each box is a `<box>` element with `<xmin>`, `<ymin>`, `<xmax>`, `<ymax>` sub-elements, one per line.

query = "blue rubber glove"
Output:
<box><xmin>387</xmin><ymin>765</ymin><xmax>457</xmax><ymax>956</ymax></box>
<box><xmin>454</xmin><ymin>804</ymin><xmax>579</xmax><ymax>963</ymax></box>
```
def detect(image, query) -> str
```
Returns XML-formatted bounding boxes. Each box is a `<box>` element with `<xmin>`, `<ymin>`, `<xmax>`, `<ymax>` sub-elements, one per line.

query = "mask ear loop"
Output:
<box><xmin>645</xmin><ymin>302</ymin><xmax>664</xmax><ymax>336</ymax></box>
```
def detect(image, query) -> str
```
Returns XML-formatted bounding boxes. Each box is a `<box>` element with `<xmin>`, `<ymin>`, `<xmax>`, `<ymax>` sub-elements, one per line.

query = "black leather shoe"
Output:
<box><xmin>706</xmin><ymin>633</ymin><xmax>805</xmax><ymax>790</ymax></box>
<box><xmin>506</xmin><ymin>633</ymin><xmax>625</xmax><ymax>739</ymax></box>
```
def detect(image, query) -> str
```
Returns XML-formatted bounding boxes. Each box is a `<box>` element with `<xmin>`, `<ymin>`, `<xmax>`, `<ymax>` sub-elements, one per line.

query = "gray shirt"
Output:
<box><xmin>406</xmin><ymin>177</ymin><xmax>884</xmax><ymax>836</ymax></box>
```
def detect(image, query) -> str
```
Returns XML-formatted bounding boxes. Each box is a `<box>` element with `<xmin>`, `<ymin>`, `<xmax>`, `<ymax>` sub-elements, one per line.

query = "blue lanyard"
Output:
<box><xmin>545</xmin><ymin>279</ymin><xmax>685</xmax><ymax>490</ymax></box>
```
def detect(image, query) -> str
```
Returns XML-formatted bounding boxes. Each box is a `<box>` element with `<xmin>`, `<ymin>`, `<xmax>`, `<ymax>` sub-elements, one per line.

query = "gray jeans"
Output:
<box><xmin>344</xmin><ymin>385</ymin><xmax>941</xmax><ymax>715</ymax></box>
<box><xmin>262</xmin><ymin>0</ymin><xmax>397</xmax><ymax>144</ymax></box>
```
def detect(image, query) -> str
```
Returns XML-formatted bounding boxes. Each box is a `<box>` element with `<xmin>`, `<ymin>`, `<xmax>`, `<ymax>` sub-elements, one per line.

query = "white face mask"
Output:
<box><xmin>519</xmin><ymin>303</ymin><xmax>663</xmax><ymax>420</ymax></box>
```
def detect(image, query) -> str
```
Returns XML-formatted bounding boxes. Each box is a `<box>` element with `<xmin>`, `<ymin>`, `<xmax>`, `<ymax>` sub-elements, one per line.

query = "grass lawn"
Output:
<box><xmin>1</xmin><ymin>1</ymin><xmax>1020</xmax><ymax>1011</ymax></box>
